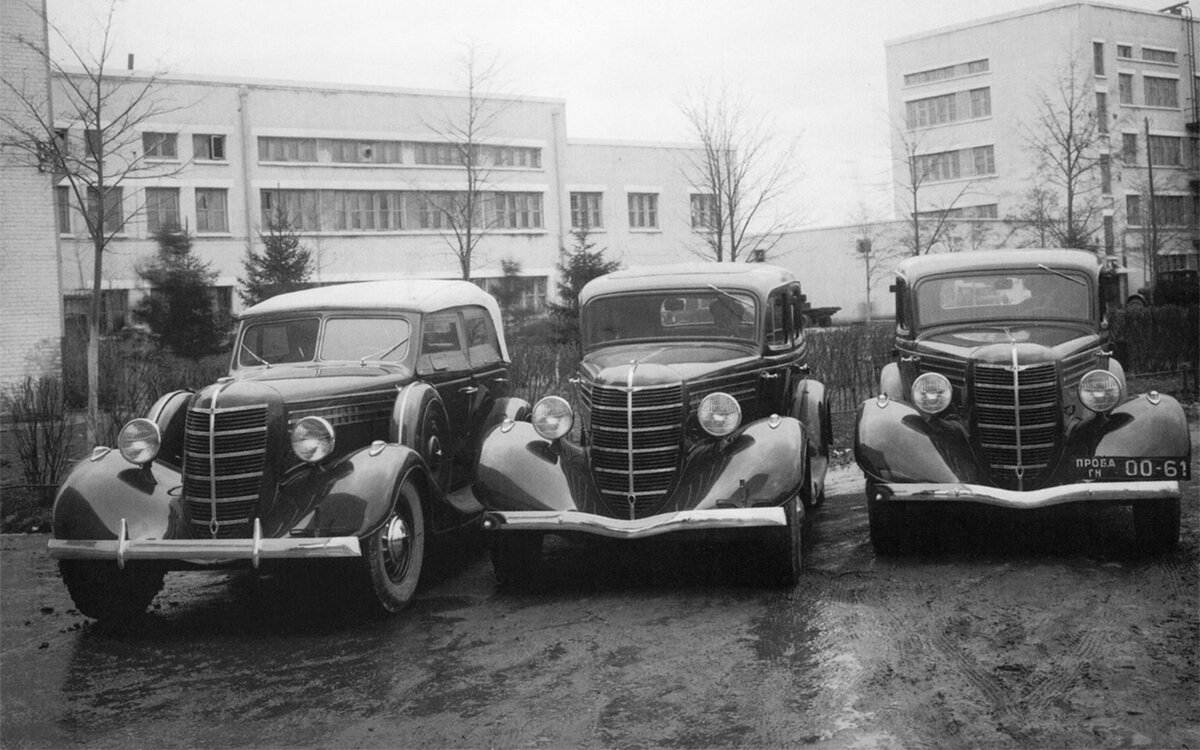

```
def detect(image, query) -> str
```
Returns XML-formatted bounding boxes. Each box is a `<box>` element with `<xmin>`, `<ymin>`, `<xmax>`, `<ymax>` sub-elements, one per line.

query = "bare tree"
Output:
<box><xmin>415</xmin><ymin>45</ymin><xmax>512</xmax><ymax>280</ymax></box>
<box><xmin>1018</xmin><ymin>58</ymin><xmax>1105</xmax><ymax>249</ymax></box>
<box><xmin>850</xmin><ymin>203</ymin><xmax>901</xmax><ymax>321</ymax></box>
<box><xmin>1004</xmin><ymin>184</ymin><xmax>1062</xmax><ymax>247</ymax></box>
<box><xmin>680</xmin><ymin>85</ymin><xmax>800</xmax><ymax>262</ymax></box>
<box><xmin>893</xmin><ymin>125</ymin><xmax>975</xmax><ymax>256</ymax></box>
<box><xmin>1</xmin><ymin>1</ymin><xmax>183</xmax><ymax>443</ymax></box>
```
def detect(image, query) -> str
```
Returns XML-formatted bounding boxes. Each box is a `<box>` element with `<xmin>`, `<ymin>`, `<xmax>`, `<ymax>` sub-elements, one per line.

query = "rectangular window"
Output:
<box><xmin>913</xmin><ymin>150</ymin><xmax>960</xmax><ymax>182</ymax></box>
<box><xmin>1149</xmin><ymin>135</ymin><xmax>1183</xmax><ymax>166</ymax></box>
<box><xmin>570</xmin><ymin>192</ymin><xmax>603</xmax><ymax>229</ymax></box>
<box><xmin>193</xmin><ymin>134</ymin><xmax>226</xmax><ymax>161</ymax></box>
<box><xmin>415</xmin><ymin>192</ymin><xmax>473</xmax><ymax>229</ymax></box>
<box><xmin>85</xmin><ymin>129</ymin><xmax>101</xmax><ymax>161</ymax></box>
<box><xmin>904</xmin><ymin>58</ymin><xmax>988</xmax><ymax>86</ymax></box>
<box><xmin>86</xmin><ymin>186</ymin><xmax>124</xmax><ymax>235</ymax></box>
<box><xmin>195</xmin><ymin>188</ymin><xmax>229</xmax><ymax>233</ymax></box>
<box><xmin>906</xmin><ymin>92</ymin><xmax>957</xmax><ymax>128</ymax></box>
<box><xmin>258</xmin><ymin>136</ymin><xmax>317</xmax><ymax>162</ymax></box>
<box><xmin>1126</xmin><ymin>195</ymin><xmax>1141</xmax><ymax>225</ymax></box>
<box><xmin>323</xmin><ymin>139</ymin><xmax>404</xmax><ymax>164</ymax></box>
<box><xmin>64</xmin><ymin>289</ymin><xmax>128</xmax><ymax>335</ymax></box>
<box><xmin>55</xmin><ymin>186</ymin><xmax>71</xmax><ymax>233</ymax></box>
<box><xmin>330</xmin><ymin>190</ymin><xmax>405</xmax><ymax>231</ymax></box>
<box><xmin>144</xmin><ymin>187</ymin><xmax>181</xmax><ymax>233</ymax></box>
<box><xmin>260</xmin><ymin>189</ymin><xmax>320</xmax><ymax>231</ymax></box>
<box><xmin>413</xmin><ymin>143</ymin><xmax>460</xmax><ymax>166</ymax></box>
<box><xmin>1144</xmin><ymin>76</ymin><xmax>1179</xmax><ymax>108</ymax></box>
<box><xmin>1093</xmin><ymin>42</ymin><xmax>1105</xmax><ymax>76</ymax></box>
<box><xmin>494</xmin><ymin>192</ymin><xmax>543</xmax><ymax>229</ymax></box>
<box><xmin>969</xmin><ymin>87</ymin><xmax>991</xmax><ymax>118</ymax></box>
<box><xmin>1122</xmin><ymin>133</ymin><xmax>1138</xmax><ymax>163</ymax></box>
<box><xmin>1100</xmin><ymin>154</ymin><xmax>1112</xmax><ymax>194</ymax></box>
<box><xmin>1142</xmin><ymin>48</ymin><xmax>1176</xmax><ymax>64</ymax></box>
<box><xmin>1119</xmin><ymin>73</ymin><xmax>1134</xmax><ymax>104</ymax></box>
<box><xmin>691</xmin><ymin>193</ymin><xmax>718</xmax><ymax>229</ymax></box>
<box><xmin>1096</xmin><ymin>92</ymin><xmax>1108</xmax><ymax>133</ymax></box>
<box><xmin>1156</xmin><ymin>196</ymin><xmax>1191</xmax><ymax>226</ymax></box>
<box><xmin>142</xmin><ymin>132</ymin><xmax>177</xmax><ymax>159</ymax></box>
<box><xmin>1117</xmin><ymin>44</ymin><xmax>1133</xmax><ymax>59</ymax></box>
<box><xmin>627</xmin><ymin>193</ymin><xmax>658</xmax><ymax>229</ymax></box>
<box><xmin>490</xmin><ymin>146</ymin><xmax>542</xmax><ymax>169</ymax></box>
<box><xmin>972</xmin><ymin>145</ymin><xmax>995</xmax><ymax>176</ymax></box>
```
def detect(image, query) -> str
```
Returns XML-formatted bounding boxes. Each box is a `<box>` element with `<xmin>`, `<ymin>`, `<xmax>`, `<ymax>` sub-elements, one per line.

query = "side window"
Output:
<box><xmin>893</xmin><ymin>278</ymin><xmax>910</xmax><ymax>333</ymax></box>
<box><xmin>417</xmin><ymin>311</ymin><xmax>468</xmax><ymax>373</ymax></box>
<box><xmin>463</xmin><ymin>306</ymin><xmax>502</xmax><ymax>367</ymax></box>
<box><xmin>765</xmin><ymin>291</ymin><xmax>789</xmax><ymax>349</ymax></box>
<box><xmin>790</xmin><ymin>286</ymin><xmax>806</xmax><ymax>343</ymax></box>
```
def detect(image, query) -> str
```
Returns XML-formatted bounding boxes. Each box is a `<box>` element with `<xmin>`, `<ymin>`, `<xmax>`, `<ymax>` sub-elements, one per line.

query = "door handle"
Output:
<box><xmin>460</xmin><ymin>386</ymin><xmax>479</xmax><ymax>395</ymax></box>
<box><xmin>761</xmin><ymin>372</ymin><xmax>780</xmax><ymax>381</ymax></box>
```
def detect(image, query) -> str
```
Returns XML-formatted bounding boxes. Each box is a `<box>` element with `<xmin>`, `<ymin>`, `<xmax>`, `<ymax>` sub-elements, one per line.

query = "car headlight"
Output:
<box><xmin>911</xmin><ymin>372</ymin><xmax>952</xmax><ymax>415</ymax></box>
<box><xmin>291</xmin><ymin>416</ymin><xmax>335</xmax><ymax>463</ymax></box>
<box><xmin>1079</xmin><ymin>369</ymin><xmax>1122</xmax><ymax>413</ymax></box>
<box><xmin>532</xmin><ymin>396</ymin><xmax>573</xmax><ymax>440</ymax></box>
<box><xmin>698</xmin><ymin>392</ymin><xmax>742</xmax><ymax>437</ymax></box>
<box><xmin>117</xmin><ymin>418</ymin><xmax>161</xmax><ymax>465</ymax></box>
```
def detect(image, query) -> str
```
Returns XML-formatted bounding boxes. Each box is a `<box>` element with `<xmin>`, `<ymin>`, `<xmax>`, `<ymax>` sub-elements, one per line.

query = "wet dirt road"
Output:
<box><xmin>2</xmin><ymin>462</ymin><xmax>1198</xmax><ymax>749</ymax></box>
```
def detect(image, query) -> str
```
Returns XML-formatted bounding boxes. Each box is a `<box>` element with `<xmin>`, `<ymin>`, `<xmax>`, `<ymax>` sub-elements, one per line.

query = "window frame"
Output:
<box><xmin>627</xmin><ymin>192</ymin><xmax>659</xmax><ymax>229</ymax></box>
<box><xmin>195</xmin><ymin>187</ymin><xmax>230</xmax><ymax>233</ymax></box>
<box><xmin>144</xmin><ymin>187</ymin><xmax>181</xmax><ymax>234</ymax></box>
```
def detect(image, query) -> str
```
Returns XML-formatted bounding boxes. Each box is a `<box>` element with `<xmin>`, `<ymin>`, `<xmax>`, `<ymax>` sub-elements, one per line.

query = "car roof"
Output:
<box><xmin>896</xmin><ymin>249</ymin><xmax>1103</xmax><ymax>283</ymax></box>
<box><xmin>240</xmin><ymin>279</ymin><xmax>508</xmax><ymax>359</ymax></box>
<box><xmin>579</xmin><ymin>263</ymin><xmax>797</xmax><ymax>305</ymax></box>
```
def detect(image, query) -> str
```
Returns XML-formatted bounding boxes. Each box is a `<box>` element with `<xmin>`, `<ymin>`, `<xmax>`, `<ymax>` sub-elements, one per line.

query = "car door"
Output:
<box><xmin>461</xmin><ymin>306</ymin><xmax>509</xmax><ymax>466</ymax></box>
<box><xmin>416</xmin><ymin>309</ymin><xmax>473</xmax><ymax>488</ymax></box>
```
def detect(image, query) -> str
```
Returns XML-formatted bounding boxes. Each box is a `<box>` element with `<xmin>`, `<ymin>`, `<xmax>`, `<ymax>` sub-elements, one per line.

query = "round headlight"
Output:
<box><xmin>532</xmin><ymin>396</ymin><xmax>573</xmax><ymax>440</ymax></box>
<box><xmin>698</xmin><ymin>392</ymin><xmax>742</xmax><ymax>437</ymax></box>
<box><xmin>911</xmin><ymin>372</ymin><xmax>952</xmax><ymax>414</ymax></box>
<box><xmin>1079</xmin><ymin>369</ymin><xmax>1122</xmax><ymax>413</ymax></box>
<box><xmin>117</xmin><ymin>418</ymin><xmax>161</xmax><ymax>465</ymax></box>
<box><xmin>291</xmin><ymin>416</ymin><xmax>335</xmax><ymax>463</ymax></box>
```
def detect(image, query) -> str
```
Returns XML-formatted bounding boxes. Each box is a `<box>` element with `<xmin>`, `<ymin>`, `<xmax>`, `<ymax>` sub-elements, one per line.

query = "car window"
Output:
<box><xmin>584</xmin><ymin>291</ymin><xmax>757</xmax><ymax>347</ymax></box>
<box><xmin>237</xmin><ymin>318</ymin><xmax>320</xmax><ymax>366</ymax></box>
<box><xmin>915</xmin><ymin>271</ymin><xmax>1092</xmax><ymax>327</ymax></box>
<box><xmin>462</xmin><ymin>306</ymin><xmax>502</xmax><ymax>367</ymax></box>
<box><xmin>765</xmin><ymin>291</ymin><xmax>789</xmax><ymax>348</ymax></box>
<box><xmin>418</xmin><ymin>311</ymin><xmax>469</xmax><ymax>373</ymax></box>
<box><xmin>321</xmin><ymin>317</ymin><xmax>411</xmax><ymax>362</ymax></box>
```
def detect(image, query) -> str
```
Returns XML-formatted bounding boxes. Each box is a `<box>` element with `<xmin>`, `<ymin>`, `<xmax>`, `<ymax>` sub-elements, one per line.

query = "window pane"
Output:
<box><xmin>196</xmin><ymin>188</ymin><xmax>229</xmax><ymax>232</ymax></box>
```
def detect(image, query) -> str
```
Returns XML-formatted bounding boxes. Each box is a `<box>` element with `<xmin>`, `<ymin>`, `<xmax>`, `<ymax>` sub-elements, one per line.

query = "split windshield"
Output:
<box><xmin>237</xmin><ymin>316</ymin><xmax>412</xmax><ymax>367</ymax></box>
<box><xmin>915</xmin><ymin>270</ymin><xmax>1092</xmax><ymax>328</ymax></box>
<box><xmin>582</xmin><ymin>290</ymin><xmax>757</xmax><ymax>348</ymax></box>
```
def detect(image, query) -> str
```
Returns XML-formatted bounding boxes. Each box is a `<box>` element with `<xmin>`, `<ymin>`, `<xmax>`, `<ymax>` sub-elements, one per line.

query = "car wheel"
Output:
<box><xmin>867</xmin><ymin>489</ymin><xmax>906</xmax><ymax>556</ymax></box>
<box><xmin>359</xmin><ymin>478</ymin><xmax>426</xmax><ymax>615</ymax></box>
<box><xmin>1133</xmin><ymin>497</ymin><xmax>1180</xmax><ymax>555</ymax></box>
<box><xmin>801</xmin><ymin>455</ymin><xmax>826</xmax><ymax>510</ymax></box>
<box><xmin>769</xmin><ymin>494</ymin><xmax>803</xmax><ymax>586</ymax></box>
<box><xmin>490</xmin><ymin>533</ymin><xmax>544</xmax><ymax>589</ymax></box>
<box><xmin>416</xmin><ymin>402</ymin><xmax>451</xmax><ymax>493</ymax></box>
<box><xmin>59</xmin><ymin>561</ymin><xmax>165</xmax><ymax>623</ymax></box>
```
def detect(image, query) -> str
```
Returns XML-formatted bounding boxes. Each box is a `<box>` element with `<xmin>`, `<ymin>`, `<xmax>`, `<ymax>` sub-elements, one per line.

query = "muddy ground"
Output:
<box><xmin>2</xmin><ymin>454</ymin><xmax>1197</xmax><ymax>749</ymax></box>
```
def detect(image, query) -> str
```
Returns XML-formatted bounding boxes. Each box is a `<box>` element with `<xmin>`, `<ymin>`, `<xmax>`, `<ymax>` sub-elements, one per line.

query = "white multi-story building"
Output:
<box><xmin>48</xmin><ymin>70</ymin><xmax>711</xmax><ymax>338</ymax></box>
<box><xmin>885</xmin><ymin>0</ymin><xmax>1199</xmax><ymax>287</ymax></box>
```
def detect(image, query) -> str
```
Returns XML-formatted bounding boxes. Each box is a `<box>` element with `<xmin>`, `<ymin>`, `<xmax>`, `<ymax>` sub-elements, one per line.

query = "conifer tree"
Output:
<box><xmin>547</xmin><ymin>229</ymin><xmax>621</xmax><ymax>344</ymax></box>
<box><xmin>133</xmin><ymin>228</ymin><xmax>226</xmax><ymax>359</ymax></box>
<box><xmin>239</xmin><ymin>203</ymin><xmax>313</xmax><ymax>307</ymax></box>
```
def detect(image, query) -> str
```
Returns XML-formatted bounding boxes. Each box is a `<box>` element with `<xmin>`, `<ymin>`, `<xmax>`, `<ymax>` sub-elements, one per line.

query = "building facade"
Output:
<box><xmin>886</xmin><ymin>1</ymin><xmax>1199</xmax><ymax>288</ymax></box>
<box><xmin>0</xmin><ymin>0</ymin><xmax>65</xmax><ymax>393</ymax></box>
<box><xmin>48</xmin><ymin>71</ymin><xmax>711</xmax><ymax>338</ymax></box>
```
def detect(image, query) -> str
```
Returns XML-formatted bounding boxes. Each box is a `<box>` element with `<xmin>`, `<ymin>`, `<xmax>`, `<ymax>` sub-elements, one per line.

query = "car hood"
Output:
<box><xmin>581</xmin><ymin>342</ymin><xmax>759</xmax><ymax>385</ymax></box>
<box><xmin>206</xmin><ymin>363</ymin><xmax>414</xmax><ymax>405</ymax></box>
<box><xmin>917</xmin><ymin>324</ymin><xmax>1098</xmax><ymax>360</ymax></box>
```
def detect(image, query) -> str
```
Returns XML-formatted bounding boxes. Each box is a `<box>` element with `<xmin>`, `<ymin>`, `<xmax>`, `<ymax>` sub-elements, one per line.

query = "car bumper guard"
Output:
<box><xmin>874</xmin><ymin>480</ymin><xmax>1180</xmax><ymax>509</ymax></box>
<box><xmin>47</xmin><ymin>519</ymin><xmax>361</xmax><ymax>568</ymax></box>
<box><xmin>481</xmin><ymin>507</ymin><xmax>787</xmax><ymax>540</ymax></box>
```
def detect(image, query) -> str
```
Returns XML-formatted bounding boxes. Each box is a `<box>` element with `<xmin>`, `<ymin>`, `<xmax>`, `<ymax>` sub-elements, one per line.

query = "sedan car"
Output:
<box><xmin>48</xmin><ymin>280</ymin><xmax>522</xmax><ymax>623</ymax></box>
<box><xmin>855</xmin><ymin>250</ymin><xmax>1191</xmax><ymax>554</ymax></box>
<box><xmin>473</xmin><ymin>263</ymin><xmax>831</xmax><ymax>585</ymax></box>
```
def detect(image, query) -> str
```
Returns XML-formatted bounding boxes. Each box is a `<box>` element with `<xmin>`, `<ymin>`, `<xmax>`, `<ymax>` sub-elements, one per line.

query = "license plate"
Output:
<box><xmin>1074</xmin><ymin>457</ymin><xmax>1191</xmax><ymax>480</ymax></box>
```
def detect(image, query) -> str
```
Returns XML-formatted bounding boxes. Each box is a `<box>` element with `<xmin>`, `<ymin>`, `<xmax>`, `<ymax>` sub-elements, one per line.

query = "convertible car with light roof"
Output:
<box><xmin>48</xmin><ymin>280</ymin><xmax>523</xmax><ymax>623</ymax></box>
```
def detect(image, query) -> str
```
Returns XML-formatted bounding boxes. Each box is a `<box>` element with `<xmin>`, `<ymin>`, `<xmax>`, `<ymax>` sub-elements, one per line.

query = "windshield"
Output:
<box><xmin>583</xmin><ymin>290</ymin><xmax>757</xmax><ymax>348</ymax></box>
<box><xmin>236</xmin><ymin>316</ymin><xmax>411</xmax><ymax>367</ymax></box>
<box><xmin>915</xmin><ymin>270</ymin><xmax>1092</xmax><ymax>328</ymax></box>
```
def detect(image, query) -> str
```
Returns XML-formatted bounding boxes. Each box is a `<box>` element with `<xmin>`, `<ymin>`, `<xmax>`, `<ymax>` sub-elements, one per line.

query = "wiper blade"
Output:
<box><xmin>1038</xmin><ymin>264</ymin><xmax>1086</xmax><ymax>286</ymax></box>
<box><xmin>360</xmin><ymin>337</ymin><xmax>410</xmax><ymax>366</ymax></box>
<box><xmin>240</xmin><ymin>343</ymin><xmax>270</xmax><ymax>368</ymax></box>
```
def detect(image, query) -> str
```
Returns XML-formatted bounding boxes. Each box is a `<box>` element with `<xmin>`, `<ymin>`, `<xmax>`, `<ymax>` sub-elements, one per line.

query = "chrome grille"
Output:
<box><xmin>973</xmin><ymin>362</ymin><xmax>1060</xmax><ymax>488</ymax></box>
<box><xmin>586</xmin><ymin>383</ymin><xmax>683</xmax><ymax>518</ymax></box>
<box><xmin>183</xmin><ymin>405</ymin><xmax>268</xmax><ymax>538</ymax></box>
<box><xmin>687</xmin><ymin>372</ymin><xmax>759</xmax><ymax>412</ymax></box>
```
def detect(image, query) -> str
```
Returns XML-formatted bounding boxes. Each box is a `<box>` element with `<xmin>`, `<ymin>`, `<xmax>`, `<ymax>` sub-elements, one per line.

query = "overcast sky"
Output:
<box><xmin>46</xmin><ymin>0</ymin><xmax>1179</xmax><ymax>227</ymax></box>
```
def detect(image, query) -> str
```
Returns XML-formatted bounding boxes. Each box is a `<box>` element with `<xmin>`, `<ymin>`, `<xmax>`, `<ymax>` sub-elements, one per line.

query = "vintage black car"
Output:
<box><xmin>48</xmin><ymin>280</ymin><xmax>521</xmax><ymax>622</ymax></box>
<box><xmin>856</xmin><ymin>250</ymin><xmax>1191</xmax><ymax>554</ymax></box>
<box><xmin>473</xmin><ymin>264</ymin><xmax>831</xmax><ymax>585</ymax></box>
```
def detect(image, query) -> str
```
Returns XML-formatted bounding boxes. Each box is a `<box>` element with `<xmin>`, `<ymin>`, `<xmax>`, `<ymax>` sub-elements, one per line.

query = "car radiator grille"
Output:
<box><xmin>972</xmin><ymin>362</ymin><xmax>1060</xmax><ymax>489</ymax></box>
<box><xmin>183</xmin><ymin>405</ymin><xmax>268</xmax><ymax>538</ymax></box>
<box><xmin>585</xmin><ymin>383</ymin><xmax>683</xmax><ymax>519</ymax></box>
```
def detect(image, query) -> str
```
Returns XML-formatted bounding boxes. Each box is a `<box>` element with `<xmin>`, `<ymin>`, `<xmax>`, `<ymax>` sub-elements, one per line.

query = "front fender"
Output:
<box><xmin>52</xmin><ymin>450</ymin><xmax>186</xmax><ymax>541</ymax></box>
<box><xmin>473</xmin><ymin>417</ymin><xmax>807</xmax><ymax>514</ymax></box>
<box><xmin>1077</xmin><ymin>392</ymin><xmax>1191</xmax><ymax>458</ymax></box>
<box><xmin>263</xmin><ymin>443</ymin><xmax>428</xmax><ymax>538</ymax></box>
<box><xmin>854</xmin><ymin>398</ymin><xmax>985</xmax><ymax>484</ymax></box>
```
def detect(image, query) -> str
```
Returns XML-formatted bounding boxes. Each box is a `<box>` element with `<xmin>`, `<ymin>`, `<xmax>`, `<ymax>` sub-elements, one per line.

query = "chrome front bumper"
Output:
<box><xmin>875</xmin><ymin>480</ymin><xmax>1181</xmax><ymax>509</ymax></box>
<box><xmin>481</xmin><ymin>507</ymin><xmax>787</xmax><ymax>540</ymax></box>
<box><xmin>47</xmin><ymin>519</ymin><xmax>361</xmax><ymax>568</ymax></box>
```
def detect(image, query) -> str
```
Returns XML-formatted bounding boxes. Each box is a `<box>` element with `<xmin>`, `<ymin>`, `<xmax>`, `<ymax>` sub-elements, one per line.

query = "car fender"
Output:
<box><xmin>147</xmin><ymin>390</ymin><xmax>192</xmax><ymax>468</ymax></box>
<box><xmin>484</xmin><ymin>396</ymin><xmax>531</xmax><ymax>430</ymax></box>
<box><xmin>265</xmin><ymin>443</ymin><xmax>431</xmax><ymax>538</ymax></box>
<box><xmin>52</xmin><ymin>450</ymin><xmax>185</xmax><ymax>542</ymax></box>
<box><xmin>389</xmin><ymin>382</ymin><xmax>450</xmax><ymax>489</ymax></box>
<box><xmin>1082</xmin><ymin>392</ymin><xmax>1191</xmax><ymax>458</ymax></box>
<box><xmin>878</xmin><ymin>362</ymin><xmax>904</xmax><ymax>401</ymax></box>
<box><xmin>855</xmin><ymin>398</ymin><xmax>986</xmax><ymax>484</ymax></box>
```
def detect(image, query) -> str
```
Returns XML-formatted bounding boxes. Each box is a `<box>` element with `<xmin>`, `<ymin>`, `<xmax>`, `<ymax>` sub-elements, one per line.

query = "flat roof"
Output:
<box><xmin>242</xmin><ymin>279</ymin><xmax>498</xmax><ymax>316</ymax></box>
<box><xmin>580</xmin><ymin>263</ymin><xmax>797</xmax><ymax>304</ymax></box>
<box><xmin>896</xmin><ymin>249</ymin><xmax>1103</xmax><ymax>281</ymax></box>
